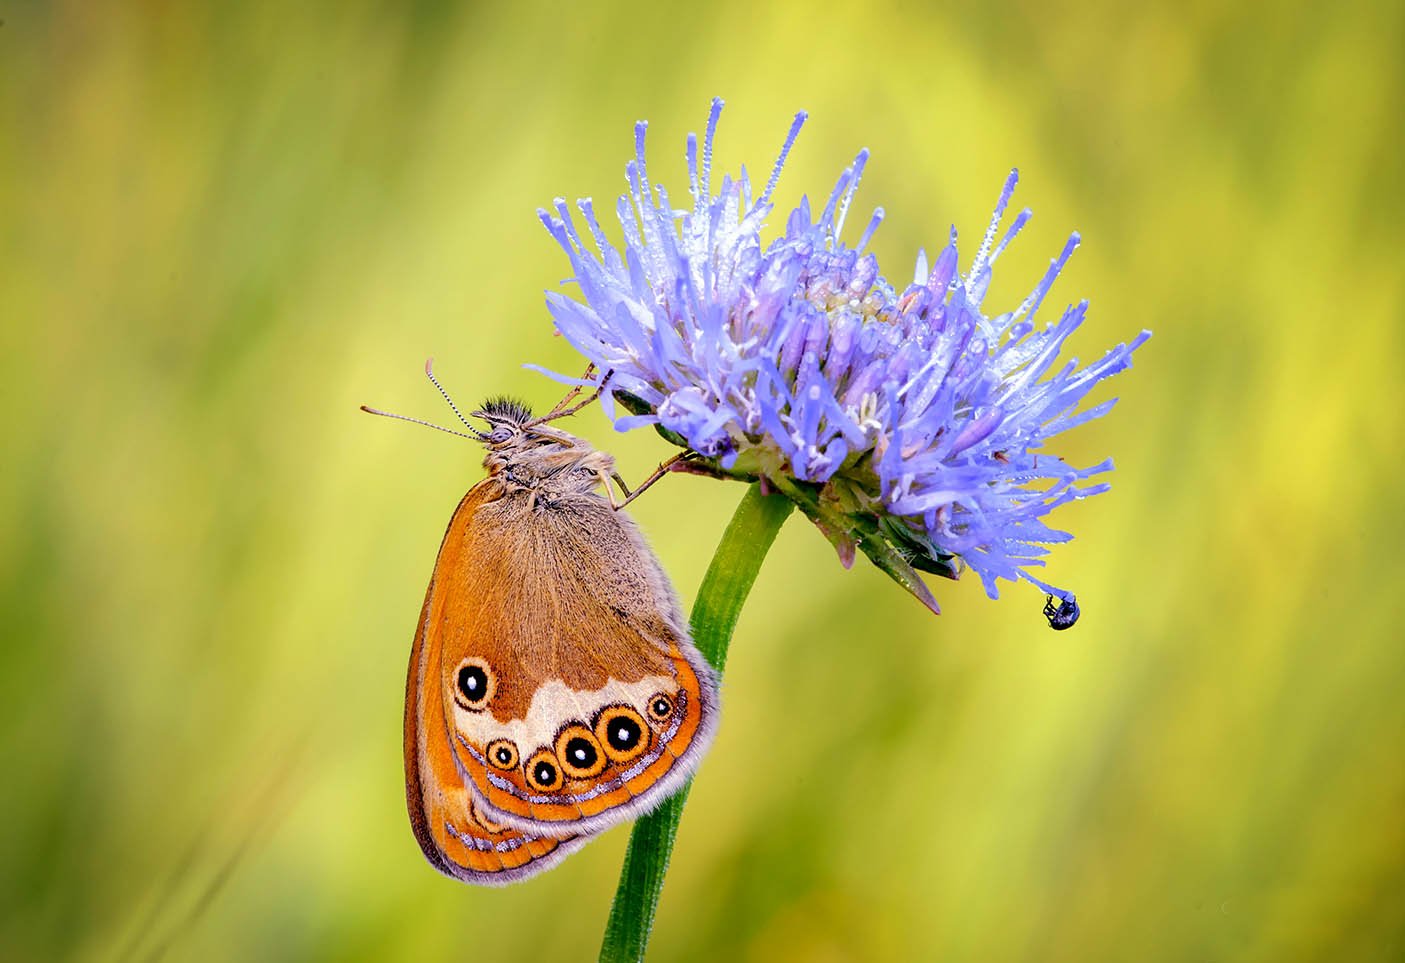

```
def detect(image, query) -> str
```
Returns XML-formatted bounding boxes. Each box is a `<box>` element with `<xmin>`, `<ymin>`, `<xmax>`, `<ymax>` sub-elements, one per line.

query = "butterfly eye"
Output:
<box><xmin>485</xmin><ymin>739</ymin><xmax>519</xmax><ymax>771</ymax></box>
<box><xmin>593</xmin><ymin>705</ymin><xmax>649</xmax><ymax>764</ymax></box>
<box><xmin>524</xmin><ymin>749</ymin><xmax>563</xmax><ymax>792</ymax></box>
<box><xmin>554</xmin><ymin>724</ymin><xmax>606</xmax><ymax>780</ymax></box>
<box><xmin>646</xmin><ymin>693</ymin><xmax>675</xmax><ymax>723</ymax></box>
<box><xmin>452</xmin><ymin>657</ymin><xmax>496</xmax><ymax>711</ymax></box>
<box><xmin>488</xmin><ymin>426</ymin><xmax>514</xmax><ymax>444</ymax></box>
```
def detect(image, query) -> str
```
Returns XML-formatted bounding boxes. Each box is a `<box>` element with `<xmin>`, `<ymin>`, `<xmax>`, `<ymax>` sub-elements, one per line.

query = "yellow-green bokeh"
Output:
<box><xmin>2</xmin><ymin>1</ymin><xmax>1402</xmax><ymax>960</ymax></box>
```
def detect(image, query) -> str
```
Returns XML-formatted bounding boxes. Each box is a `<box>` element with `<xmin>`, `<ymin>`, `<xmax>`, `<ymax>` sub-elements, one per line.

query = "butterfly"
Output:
<box><xmin>367</xmin><ymin>363</ymin><xmax>718</xmax><ymax>884</ymax></box>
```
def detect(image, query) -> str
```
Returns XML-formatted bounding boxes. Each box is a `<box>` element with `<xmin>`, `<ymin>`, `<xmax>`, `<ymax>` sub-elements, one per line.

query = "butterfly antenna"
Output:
<box><xmin>359</xmin><ymin>405</ymin><xmax>485</xmax><ymax>440</ymax></box>
<box><xmin>423</xmin><ymin>358</ymin><xmax>477</xmax><ymax>431</ymax></box>
<box><xmin>358</xmin><ymin>358</ymin><xmax>492</xmax><ymax>440</ymax></box>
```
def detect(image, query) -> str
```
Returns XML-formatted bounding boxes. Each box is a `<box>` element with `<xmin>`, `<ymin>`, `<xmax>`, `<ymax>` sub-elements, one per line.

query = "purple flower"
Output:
<box><xmin>538</xmin><ymin>99</ymin><xmax>1149</xmax><ymax>612</ymax></box>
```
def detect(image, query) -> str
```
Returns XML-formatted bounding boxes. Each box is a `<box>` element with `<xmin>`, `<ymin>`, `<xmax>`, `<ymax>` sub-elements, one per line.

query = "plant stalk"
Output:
<box><xmin>597</xmin><ymin>483</ymin><xmax>793</xmax><ymax>962</ymax></box>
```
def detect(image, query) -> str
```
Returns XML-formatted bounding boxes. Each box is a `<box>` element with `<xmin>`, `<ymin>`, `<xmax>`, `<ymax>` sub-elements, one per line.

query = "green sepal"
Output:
<box><xmin>765</xmin><ymin>474</ymin><xmax>942</xmax><ymax>614</ymax></box>
<box><xmin>879</xmin><ymin>516</ymin><xmax>962</xmax><ymax>580</ymax></box>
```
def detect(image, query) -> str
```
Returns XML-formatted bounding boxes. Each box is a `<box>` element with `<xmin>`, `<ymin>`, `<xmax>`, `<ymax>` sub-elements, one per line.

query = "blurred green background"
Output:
<box><xmin>2</xmin><ymin>1</ymin><xmax>1402</xmax><ymax>960</ymax></box>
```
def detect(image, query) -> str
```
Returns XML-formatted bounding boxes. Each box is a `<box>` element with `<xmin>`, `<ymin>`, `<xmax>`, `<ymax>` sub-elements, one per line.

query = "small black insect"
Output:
<box><xmin>1043</xmin><ymin>593</ymin><xmax>1080</xmax><ymax>631</ymax></box>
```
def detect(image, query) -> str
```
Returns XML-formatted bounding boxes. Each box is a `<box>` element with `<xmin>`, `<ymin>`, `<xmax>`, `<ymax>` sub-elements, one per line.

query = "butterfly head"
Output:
<box><xmin>472</xmin><ymin>396</ymin><xmax>537</xmax><ymax>444</ymax></box>
<box><xmin>471</xmin><ymin>396</ymin><xmax>609</xmax><ymax>482</ymax></box>
<box><xmin>362</xmin><ymin>363</ymin><xmax>610</xmax><ymax>488</ymax></box>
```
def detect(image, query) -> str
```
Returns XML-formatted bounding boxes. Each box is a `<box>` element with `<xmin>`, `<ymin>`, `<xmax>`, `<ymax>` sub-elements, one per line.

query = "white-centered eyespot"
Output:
<box><xmin>593</xmin><ymin>705</ymin><xmax>649</xmax><ymax>764</ymax></box>
<box><xmin>554</xmin><ymin>724</ymin><xmax>606</xmax><ymax>780</ymax></box>
<box><xmin>452</xmin><ymin>657</ymin><xmax>496</xmax><ymax>711</ymax></box>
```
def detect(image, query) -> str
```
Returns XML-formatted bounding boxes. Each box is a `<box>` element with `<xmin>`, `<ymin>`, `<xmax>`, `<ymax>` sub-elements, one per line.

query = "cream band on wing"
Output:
<box><xmin>450</xmin><ymin>674</ymin><xmax>676</xmax><ymax>751</ymax></box>
<box><xmin>460</xmin><ymin>690</ymin><xmax>689</xmax><ymax>805</ymax></box>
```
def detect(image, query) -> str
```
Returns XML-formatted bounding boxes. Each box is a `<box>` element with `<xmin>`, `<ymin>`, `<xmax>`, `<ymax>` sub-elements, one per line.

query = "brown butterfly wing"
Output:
<box><xmin>404</xmin><ymin>484</ymin><xmax>589</xmax><ymax>884</ymax></box>
<box><xmin>431</xmin><ymin>479</ymin><xmax>718</xmax><ymax>836</ymax></box>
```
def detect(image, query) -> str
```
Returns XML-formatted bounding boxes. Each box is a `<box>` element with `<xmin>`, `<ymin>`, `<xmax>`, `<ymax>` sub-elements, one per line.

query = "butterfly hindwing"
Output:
<box><xmin>429</xmin><ymin>480</ymin><xmax>718</xmax><ymax>836</ymax></box>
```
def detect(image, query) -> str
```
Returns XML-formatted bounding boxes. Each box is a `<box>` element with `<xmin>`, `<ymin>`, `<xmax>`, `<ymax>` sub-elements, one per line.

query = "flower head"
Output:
<box><xmin>538</xmin><ymin>99</ymin><xmax>1149</xmax><ymax>613</ymax></box>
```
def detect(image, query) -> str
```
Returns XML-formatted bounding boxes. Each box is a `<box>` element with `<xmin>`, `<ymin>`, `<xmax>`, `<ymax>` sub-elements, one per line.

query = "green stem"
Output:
<box><xmin>598</xmin><ymin>483</ymin><xmax>793</xmax><ymax>963</ymax></box>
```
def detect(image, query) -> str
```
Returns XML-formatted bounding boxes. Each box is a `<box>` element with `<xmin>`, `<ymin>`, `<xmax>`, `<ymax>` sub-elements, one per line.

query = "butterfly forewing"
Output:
<box><xmin>404</xmin><ymin>485</ymin><xmax>590</xmax><ymax>884</ymax></box>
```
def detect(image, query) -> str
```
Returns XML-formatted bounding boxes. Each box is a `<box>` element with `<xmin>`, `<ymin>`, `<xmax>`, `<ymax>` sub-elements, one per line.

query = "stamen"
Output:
<box><xmin>759</xmin><ymin>111</ymin><xmax>807</xmax><ymax>207</ymax></box>
<box><xmin>701</xmin><ymin>97</ymin><xmax>723</xmax><ymax>201</ymax></box>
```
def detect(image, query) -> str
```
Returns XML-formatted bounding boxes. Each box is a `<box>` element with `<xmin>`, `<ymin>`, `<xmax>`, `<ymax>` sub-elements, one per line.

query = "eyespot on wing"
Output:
<box><xmin>459</xmin><ymin>641</ymin><xmax>718</xmax><ymax>834</ymax></box>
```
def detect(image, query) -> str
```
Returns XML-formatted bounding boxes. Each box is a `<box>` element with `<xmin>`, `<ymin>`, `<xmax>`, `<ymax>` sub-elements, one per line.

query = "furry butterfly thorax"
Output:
<box><xmin>401</xmin><ymin>394</ymin><xmax>719</xmax><ymax>885</ymax></box>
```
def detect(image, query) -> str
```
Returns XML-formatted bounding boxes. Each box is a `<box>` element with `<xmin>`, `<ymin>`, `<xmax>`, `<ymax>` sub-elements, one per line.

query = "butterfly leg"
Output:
<box><xmin>606</xmin><ymin>453</ymin><xmax>694</xmax><ymax>510</ymax></box>
<box><xmin>531</xmin><ymin>365</ymin><xmax>610</xmax><ymax>425</ymax></box>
